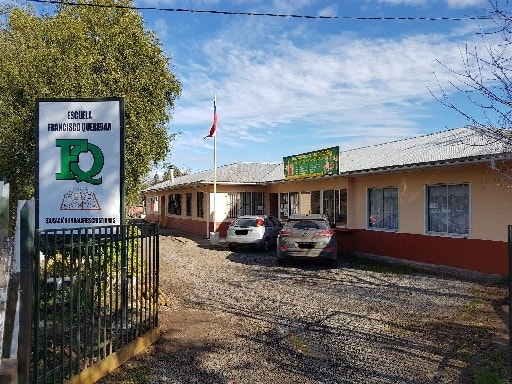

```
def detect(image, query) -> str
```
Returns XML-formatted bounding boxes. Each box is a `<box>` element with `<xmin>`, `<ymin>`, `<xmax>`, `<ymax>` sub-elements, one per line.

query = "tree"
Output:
<box><xmin>162</xmin><ymin>164</ymin><xmax>191</xmax><ymax>181</ymax></box>
<box><xmin>434</xmin><ymin>1</ymin><xmax>512</xmax><ymax>142</ymax></box>
<box><xmin>144</xmin><ymin>164</ymin><xmax>191</xmax><ymax>187</ymax></box>
<box><xmin>0</xmin><ymin>0</ymin><xmax>182</xmax><ymax>225</ymax></box>
<box><xmin>431</xmin><ymin>1</ymin><xmax>512</xmax><ymax>180</ymax></box>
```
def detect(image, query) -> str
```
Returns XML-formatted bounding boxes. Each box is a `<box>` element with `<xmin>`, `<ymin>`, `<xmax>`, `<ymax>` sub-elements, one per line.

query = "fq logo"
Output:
<box><xmin>55</xmin><ymin>139</ymin><xmax>104</xmax><ymax>185</ymax></box>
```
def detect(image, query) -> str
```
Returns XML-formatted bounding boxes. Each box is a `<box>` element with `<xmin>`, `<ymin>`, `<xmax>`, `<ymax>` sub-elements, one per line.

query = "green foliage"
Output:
<box><xmin>347</xmin><ymin>254</ymin><xmax>423</xmax><ymax>275</ymax></box>
<box><xmin>0</xmin><ymin>0</ymin><xmax>182</xmax><ymax>226</ymax></box>
<box><xmin>38</xmin><ymin>225</ymin><xmax>147</xmax><ymax>315</ymax></box>
<box><xmin>144</xmin><ymin>163</ymin><xmax>191</xmax><ymax>187</ymax></box>
<box><xmin>473</xmin><ymin>349</ymin><xmax>509</xmax><ymax>384</ymax></box>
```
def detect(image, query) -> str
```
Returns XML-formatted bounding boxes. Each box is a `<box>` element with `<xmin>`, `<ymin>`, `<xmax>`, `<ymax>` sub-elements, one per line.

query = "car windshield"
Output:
<box><xmin>288</xmin><ymin>220</ymin><xmax>327</xmax><ymax>230</ymax></box>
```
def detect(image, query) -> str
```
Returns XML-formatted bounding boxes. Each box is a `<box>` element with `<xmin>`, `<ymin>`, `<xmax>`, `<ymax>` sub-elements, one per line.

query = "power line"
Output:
<box><xmin>25</xmin><ymin>0</ymin><xmax>492</xmax><ymax>21</ymax></box>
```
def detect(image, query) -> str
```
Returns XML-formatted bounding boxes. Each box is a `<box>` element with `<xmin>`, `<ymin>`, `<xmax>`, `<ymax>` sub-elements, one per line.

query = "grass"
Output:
<box><xmin>285</xmin><ymin>332</ymin><xmax>324</xmax><ymax>359</ymax></box>
<box><xmin>347</xmin><ymin>253</ymin><xmax>430</xmax><ymax>275</ymax></box>
<box><xmin>103</xmin><ymin>361</ymin><xmax>151</xmax><ymax>384</ymax></box>
<box><xmin>473</xmin><ymin>349</ymin><xmax>510</xmax><ymax>384</ymax></box>
<box><xmin>458</xmin><ymin>294</ymin><xmax>510</xmax><ymax>384</ymax></box>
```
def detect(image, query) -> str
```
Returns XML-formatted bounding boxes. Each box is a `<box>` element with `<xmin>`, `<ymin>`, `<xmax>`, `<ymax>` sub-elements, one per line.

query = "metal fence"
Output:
<box><xmin>0</xmin><ymin>179</ymin><xmax>12</xmax><ymax>359</ymax></box>
<box><xmin>32</xmin><ymin>221</ymin><xmax>159</xmax><ymax>383</ymax></box>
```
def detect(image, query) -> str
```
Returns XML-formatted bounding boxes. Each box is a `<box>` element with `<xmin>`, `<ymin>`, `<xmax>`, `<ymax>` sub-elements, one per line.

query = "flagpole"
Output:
<box><xmin>204</xmin><ymin>94</ymin><xmax>218</xmax><ymax>240</ymax></box>
<box><xmin>213</xmin><ymin>94</ymin><xmax>217</xmax><ymax>235</ymax></box>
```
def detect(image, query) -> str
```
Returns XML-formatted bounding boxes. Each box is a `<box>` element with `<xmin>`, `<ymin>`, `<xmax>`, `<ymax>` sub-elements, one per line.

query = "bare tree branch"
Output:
<box><xmin>430</xmin><ymin>0</ymin><xmax>512</xmax><ymax>147</ymax></box>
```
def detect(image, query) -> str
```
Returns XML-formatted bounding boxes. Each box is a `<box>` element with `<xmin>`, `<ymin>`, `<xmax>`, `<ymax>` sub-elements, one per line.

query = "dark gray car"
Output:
<box><xmin>277</xmin><ymin>214</ymin><xmax>337</xmax><ymax>266</ymax></box>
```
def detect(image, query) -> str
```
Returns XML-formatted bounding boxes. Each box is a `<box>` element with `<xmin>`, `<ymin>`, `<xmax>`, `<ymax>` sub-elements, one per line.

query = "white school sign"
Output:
<box><xmin>36</xmin><ymin>98</ymin><xmax>125</xmax><ymax>230</ymax></box>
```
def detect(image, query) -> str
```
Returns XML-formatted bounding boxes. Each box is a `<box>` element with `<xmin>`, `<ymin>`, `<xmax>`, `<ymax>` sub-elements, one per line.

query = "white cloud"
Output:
<box><xmin>137</xmin><ymin>0</ymin><xmax>220</xmax><ymax>6</ymax></box>
<box><xmin>175</xmin><ymin>28</ymin><xmax>472</xmax><ymax>130</ymax></box>
<box><xmin>317</xmin><ymin>5</ymin><xmax>338</xmax><ymax>17</ymax></box>
<box><xmin>153</xmin><ymin>18</ymin><xmax>169</xmax><ymax>39</ymax></box>
<box><xmin>161</xmin><ymin>7</ymin><xmax>502</xmax><ymax>171</ymax></box>
<box><xmin>376</xmin><ymin>0</ymin><xmax>486</xmax><ymax>7</ymax></box>
<box><xmin>376</xmin><ymin>0</ymin><xmax>428</xmax><ymax>5</ymax></box>
<box><xmin>445</xmin><ymin>0</ymin><xmax>486</xmax><ymax>8</ymax></box>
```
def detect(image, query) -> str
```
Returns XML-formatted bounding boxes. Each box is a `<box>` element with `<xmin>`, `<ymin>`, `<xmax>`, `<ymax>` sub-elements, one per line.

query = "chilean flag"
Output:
<box><xmin>204</xmin><ymin>98</ymin><xmax>217</xmax><ymax>139</ymax></box>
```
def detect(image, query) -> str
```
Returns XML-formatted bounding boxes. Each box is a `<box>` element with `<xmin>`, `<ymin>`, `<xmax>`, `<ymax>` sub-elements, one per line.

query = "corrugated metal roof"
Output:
<box><xmin>143</xmin><ymin>127</ymin><xmax>512</xmax><ymax>192</ymax></box>
<box><xmin>144</xmin><ymin>162</ymin><xmax>282</xmax><ymax>191</ymax></box>
<box><xmin>339</xmin><ymin>126</ymin><xmax>512</xmax><ymax>173</ymax></box>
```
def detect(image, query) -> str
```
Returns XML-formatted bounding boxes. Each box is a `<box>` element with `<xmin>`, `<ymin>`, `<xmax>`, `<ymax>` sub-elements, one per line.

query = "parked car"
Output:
<box><xmin>226</xmin><ymin>215</ymin><xmax>283</xmax><ymax>252</ymax></box>
<box><xmin>277</xmin><ymin>214</ymin><xmax>337</xmax><ymax>266</ymax></box>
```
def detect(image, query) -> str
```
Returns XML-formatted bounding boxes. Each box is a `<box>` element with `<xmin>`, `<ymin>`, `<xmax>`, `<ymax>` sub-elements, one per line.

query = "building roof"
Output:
<box><xmin>340</xmin><ymin>126</ymin><xmax>512</xmax><ymax>174</ymax></box>
<box><xmin>145</xmin><ymin>162</ymin><xmax>282</xmax><ymax>192</ymax></box>
<box><xmin>143</xmin><ymin>127</ymin><xmax>512</xmax><ymax>192</ymax></box>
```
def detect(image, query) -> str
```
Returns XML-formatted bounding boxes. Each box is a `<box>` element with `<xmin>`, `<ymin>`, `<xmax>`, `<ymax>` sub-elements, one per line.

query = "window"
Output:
<box><xmin>279</xmin><ymin>192</ymin><xmax>300</xmax><ymax>219</ymax></box>
<box><xmin>186</xmin><ymin>193</ymin><xmax>192</xmax><ymax>216</ymax></box>
<box><xmin>310</xmin><ymin>191</ymin><xmax>321</xmax><ymax>214</ymax></box>
<box><xmin>368</xmin><ymin>187</ymin><xmax>398</xmax><ymax>230</ymax></box>
<box><xmin>197</xmin><ymin>192</ymin><xmax>204</xmax><ymax>218</ymax></box>
<box><xmin>227</xmin><ymin>192</ymin><xmax>264</xmax><ymax>217</ymax></box>
<box><xmin>280</xmin><ymin>193</ymin><xmax>289</xmax><ymax>220</ymax></box>
<box><xmin>323</xmin><ymin>189</ymin><xmax>347</xmax><ymax>226</ymax></box>
<box><xmin>269</xmin><ymin>193</ymin><xmax>279</xmax><ymax>217</ymax></box>
<box><xmin>168</xmin><ymin>194</ymin><xmax>182</xmax><ymax>215</ymax></box>
<box><xmin>147</xmin><ymin>196</ymin><xmax>158</xmax><ymax>213</ymax></box>
<box><xmin>289</xmin><ymin>192</ymin><xmax>299</xmax><ymax>216</ymax></box>
<box><xmin>427</xmin><ymin>184</ymin><xmax>469</xmax><ymax>236</ymax></box>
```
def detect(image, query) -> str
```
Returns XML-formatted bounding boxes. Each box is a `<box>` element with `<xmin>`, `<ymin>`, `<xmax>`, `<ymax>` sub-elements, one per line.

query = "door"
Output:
<box><xmin>160</xmin><ymin>194</ymin><xmax>166</xmax><ymax>226</ymax></box>
<box><xmin>269</xmin><ymin>193</ymin><xmax>278</xmax><ymax>218</ymax></box>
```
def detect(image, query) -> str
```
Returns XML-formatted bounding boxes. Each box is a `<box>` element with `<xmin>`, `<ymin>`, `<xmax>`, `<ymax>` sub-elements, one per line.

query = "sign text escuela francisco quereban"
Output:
<box><xmin>36</xmin><ymin>98</ymin><xmax>125</xmax><ymax>230</ymax></box>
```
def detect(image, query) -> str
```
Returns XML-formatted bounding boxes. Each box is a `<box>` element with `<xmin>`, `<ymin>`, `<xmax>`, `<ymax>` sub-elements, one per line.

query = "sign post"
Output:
<box><xmin>36</xmin><ymin>98</ymin><xmax>125</xmax><ymax>230</ymax></box>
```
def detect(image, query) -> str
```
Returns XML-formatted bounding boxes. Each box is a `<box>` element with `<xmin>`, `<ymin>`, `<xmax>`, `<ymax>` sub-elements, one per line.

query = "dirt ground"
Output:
<box><xmin>156</xmin><ymin>293</ymin><xmax>511</xmax><ymax>383</ymax></box>
<box><xmin>97</xmin><ymin>231</ymin><xmax>511</xmax><ymax>383</ymax></box>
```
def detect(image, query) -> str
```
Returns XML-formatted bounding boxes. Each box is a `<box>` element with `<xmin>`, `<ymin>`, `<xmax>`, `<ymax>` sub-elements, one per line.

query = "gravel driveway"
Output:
<box><xmin>98</xmin><ymin>229</ymin><xmax>509</xmax><ymax>384</ymax></box>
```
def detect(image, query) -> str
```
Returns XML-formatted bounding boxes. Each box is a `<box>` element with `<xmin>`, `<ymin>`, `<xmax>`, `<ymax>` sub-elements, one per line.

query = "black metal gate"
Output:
<box><xmin>32</xmin><ymin>222</ymin><xmax>159</xmax><ymax>383</ymax></box>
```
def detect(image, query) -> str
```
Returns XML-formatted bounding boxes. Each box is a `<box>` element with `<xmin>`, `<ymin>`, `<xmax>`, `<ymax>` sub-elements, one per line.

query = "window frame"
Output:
<box><xmin>196</xmin><ymin>191</ymin><xmax>204</xmax><ymax>218</ymax></box>
<box><xmin>310</xmin><ymin>191</ymin><xmax>321</xmax><ymax>214</ymax></box>
<box><xmin>322</xmin><ymin>189</ymin><xmax>347</xmax><ymax>227</ymax></box>
<box><xmin>367</xmin><ymin>187</ymin><xmax>399</xmax><ymax>231</ymax></box>
<box><xmin>227</xmin><ymin>192</ymin><xmax>265</xmax><ymax>218</ymax></box>
<box><xmin>426</xmin><ymin>183</ymin><xmax>470</xmax><ymax>237</ymax></box>
<box><xmin>185</xmin><ymin>193</ymin><xmax>192</xmax><ymax>216</ymax></box>
<box><xmin>167</xmin><ymin>193</ymin><xmax>182</xmax><ymax>216</ymax></box>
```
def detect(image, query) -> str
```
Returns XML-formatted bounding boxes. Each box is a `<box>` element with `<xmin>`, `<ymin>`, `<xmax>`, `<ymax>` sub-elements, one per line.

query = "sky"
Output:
<box><xmin>136</xmin><ymin>0</ymin><xmax>499</xmax><ymax>174</ymax></box>
<box><xmin>2</xmin><ymin>0</ymin><xmax>504</xmax><ymax>174</ymax></box>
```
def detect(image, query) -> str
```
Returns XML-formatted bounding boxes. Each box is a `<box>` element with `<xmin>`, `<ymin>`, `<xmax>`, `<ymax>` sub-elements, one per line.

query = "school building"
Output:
<box><xmin>142</xmin><ymin>127</ymin><xmax>512</xmax><ymax>276</ymax></box>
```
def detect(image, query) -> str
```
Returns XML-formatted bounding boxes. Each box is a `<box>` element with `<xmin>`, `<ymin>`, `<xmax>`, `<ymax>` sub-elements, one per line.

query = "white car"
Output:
<box><xmin>226</xmin><ymin>215</ymin><xmax>283</xmax><ymax>252</ymax></box>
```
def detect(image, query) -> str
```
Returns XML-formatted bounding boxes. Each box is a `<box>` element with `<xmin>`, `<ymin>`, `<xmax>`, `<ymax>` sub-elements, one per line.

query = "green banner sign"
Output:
<box><xmin>283</xmin><ymin>146</ymin><xmax>339</xmax><ymax>180</ymax></box>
